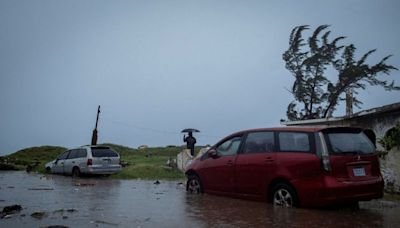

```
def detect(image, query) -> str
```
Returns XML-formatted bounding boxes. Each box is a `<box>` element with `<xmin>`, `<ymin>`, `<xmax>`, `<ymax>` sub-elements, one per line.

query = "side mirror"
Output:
<box><xmin>207</xmin><ymin>149</ymin><xmax>218</xmax><ymax>158</ymax></box>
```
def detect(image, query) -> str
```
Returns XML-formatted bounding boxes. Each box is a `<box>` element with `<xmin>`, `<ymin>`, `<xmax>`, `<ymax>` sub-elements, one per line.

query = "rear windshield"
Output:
<box><xmin>91</xmin><ymin>147</ymin><xmax>119</xmax><ymax>157</ymax></box>
<box><xmin>324</xmin><ymin>131</ymin><xmax>375</xmax><ymax>155</ymax></box>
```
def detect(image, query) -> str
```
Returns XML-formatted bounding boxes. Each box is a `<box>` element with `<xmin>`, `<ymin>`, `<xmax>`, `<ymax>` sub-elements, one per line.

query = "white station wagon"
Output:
<box><xmin>45</xmin><ymin>146</ymin><xmax>122</xmax><ymax>177</ymax></box>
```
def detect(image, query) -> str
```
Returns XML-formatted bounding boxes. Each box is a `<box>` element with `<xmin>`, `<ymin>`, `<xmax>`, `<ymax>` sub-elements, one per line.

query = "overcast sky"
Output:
<box><xmin>1</xmin><ymin>0</ymin><xmax>399</xmax><ymax>155</ymax></box>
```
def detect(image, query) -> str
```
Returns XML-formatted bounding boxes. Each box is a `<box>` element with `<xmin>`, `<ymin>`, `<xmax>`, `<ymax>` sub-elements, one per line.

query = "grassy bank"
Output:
<box><xmin>0</xmin><ymin>144</ymin><xmax>190</xmax><ymax>180</ymax></box>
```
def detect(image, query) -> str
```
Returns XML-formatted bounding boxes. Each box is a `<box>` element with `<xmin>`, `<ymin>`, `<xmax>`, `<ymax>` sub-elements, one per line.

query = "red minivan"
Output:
<box><xmin>185</xmin><ymin>126</ymin><xmax>384</xmax><ymax>208</ymax></box>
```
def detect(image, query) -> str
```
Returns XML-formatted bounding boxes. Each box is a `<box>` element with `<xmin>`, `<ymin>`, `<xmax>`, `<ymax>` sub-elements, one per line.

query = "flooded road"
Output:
<box><xmin>1</xmin><ymin>171</ymin><xmax>399</xmax><ymax>227</ymax></box>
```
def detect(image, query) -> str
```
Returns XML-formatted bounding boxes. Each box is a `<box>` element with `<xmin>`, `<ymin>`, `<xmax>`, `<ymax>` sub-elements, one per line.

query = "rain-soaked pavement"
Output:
<box><xmin>1</xmin><ymin>171</ymin><xmax>400</xmax><ymax>228</ymax></box>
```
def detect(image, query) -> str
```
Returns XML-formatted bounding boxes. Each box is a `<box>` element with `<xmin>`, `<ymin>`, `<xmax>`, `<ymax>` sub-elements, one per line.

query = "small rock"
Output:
<box><xmin>154</xmin><ymin>180</ymin><xmax>160</xmax><ymax>185</ymax></box>
<box><xmin>31</xmin><ymin>211</ymin><xmax>47</xmax><ymax>219</ymax></box>
<box><xmin>2</xmin><ymin>204</ymin><xmax>22</xmax><ymax>214</ymax></box>
<box><xmin>66</xmin><ymin>209</ymin><xmax>77</xmax><ymax>213</ymax></box>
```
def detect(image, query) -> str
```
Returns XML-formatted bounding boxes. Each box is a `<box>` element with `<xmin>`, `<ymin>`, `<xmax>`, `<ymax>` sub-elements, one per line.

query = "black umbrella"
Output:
<box><xmin>181</xmin><ymin>128</ymin><xmax>200</xmax><ymax>133</ymax></box>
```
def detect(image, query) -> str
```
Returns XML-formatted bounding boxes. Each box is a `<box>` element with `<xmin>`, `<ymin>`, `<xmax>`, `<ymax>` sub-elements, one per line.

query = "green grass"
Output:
<box><xmin>0</xmin><ymin>146</ymin><xmax>66</xmax><ymax>172</ymax></box>
<box><xmin>104</xmin><ymin>143</ymin><xmax>186</xmax><ymax>180</ymax></box>
<box><xmin>0</xmin><ymin>143</ymin><xmax>190</xmax><ymax>180</ymax></box>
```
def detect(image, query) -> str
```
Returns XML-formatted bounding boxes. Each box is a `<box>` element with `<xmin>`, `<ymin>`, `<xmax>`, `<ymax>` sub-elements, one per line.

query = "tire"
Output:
<box><xmin>45</xmin><ymin>167</ymin><xmax>51</xmax><ymax>173</ymax></box>
<box><xmin>72</xmin><ymin>167</ymin><xmax>81</xmax><ymax>178</ymax></box>
<box><xmin>270</xmin><ymin>183</ymin><xmax>298</xmax><ymax>208</ymax></box>
<box><xmin>186</xmin><ymin>175</ymin><xmax>203</xmax><ymax>194</ymax></box>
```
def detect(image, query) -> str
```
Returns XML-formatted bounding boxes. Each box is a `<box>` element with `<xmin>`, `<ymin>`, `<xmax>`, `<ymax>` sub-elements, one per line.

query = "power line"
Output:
<box><xmin>101</xmin><ymin>117</ymin><xmax>221</xmax><ymax>140</ymax></box>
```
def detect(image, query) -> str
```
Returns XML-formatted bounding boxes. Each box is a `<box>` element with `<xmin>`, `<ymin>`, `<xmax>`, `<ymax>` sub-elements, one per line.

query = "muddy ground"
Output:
<box><xmin>0</xmin><ymin>171</ymin><xmax>399</xmax><ymax>228</ymax></box>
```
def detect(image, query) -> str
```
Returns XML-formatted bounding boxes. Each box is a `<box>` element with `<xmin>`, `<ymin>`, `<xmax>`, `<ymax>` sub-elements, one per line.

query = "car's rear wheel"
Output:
<box><xmin>72</xmin><ymin>167</ymin><xmax>81</xmax><ymax>178</ymax></box>
<box><xmin>271</xmin><ymin>183</ymin><xmax>298</xmax><ymax>208</ymax></box>
<box><xmin>186</xmin><ymin>175</ymin><xmax>203</xmax><ymax>194</ymax></box>
<box><xmin>45</xmin><ymin>167</ymin><xmax>51</xmax><ymax>173</ymax></box>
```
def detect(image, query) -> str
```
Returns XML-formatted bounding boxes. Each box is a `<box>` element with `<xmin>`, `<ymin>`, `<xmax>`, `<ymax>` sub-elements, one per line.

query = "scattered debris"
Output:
<box><xmin>166</xmin><ymin>157</ymin><xmax>177</xmax><ymax>169</ymax></box>
<box><xmin>154</xmin><ymin>180</ymin><xmax>160</xmax><ymax>185</ymax></box>
<box><xmin>1</xmin><ymin>204</ymin><xmax>22</xmax><ymax>215</ymax></box>
<box><xmin>75</xmin><ymin>183</ymin><xmax>95</xmax><ymax>187</ymax></box>
<box><xmin>31</xmin><ymin>211</ymin><xmax>47</xmax><ymax>219</ymax></box>
<box><xmin>26</xmin><ymin>160</ymin><xmax>40</xmax><ymax>173</ymax></box>
<box><xmin>120</xmin><ymin>161</ymin><xmax>130</xmax><ymax>167</ymax></box>
<box><xmin>145</xmin><ymin>152</ymin><xmax>153</xmax><ymax>158</ymax></box>
<box><xmin>53</xmin><ymin>208</ymin><xmax>78</xmax><ymax>214</ymax></box>
<box><xmin>92</xmin><ymin>220</ymin><xmax>119</xmax><ymax>226</ymax></box>
<box><xmin>28</xmin><ymin>188</ymin><xmax>54</xmax><ymax>191</ymax></box>
<box><xmin>3</xmin><ymin>214</ymin><xmax>14</xmax><ymax>219</ymax></box>
<box><xmin>42</xmin><ymin>226</ymin><xmax>69</xmax><ymax>228</ymax></box>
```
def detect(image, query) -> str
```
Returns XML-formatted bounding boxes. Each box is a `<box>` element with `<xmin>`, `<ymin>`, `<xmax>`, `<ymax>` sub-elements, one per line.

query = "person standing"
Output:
<box><xmin>183</xmin><ymin>132</ymin><xmax>196</xmax><ymax>156</ymax></box>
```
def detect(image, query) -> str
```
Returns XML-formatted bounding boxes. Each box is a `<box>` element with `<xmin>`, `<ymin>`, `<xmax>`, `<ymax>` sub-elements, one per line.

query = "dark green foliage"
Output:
<box><xmin>379</xmin><ymin>122</ymin><xmax>400</xmax><ymax>151</ymax></box>
<box><xmin>283</xmin><ymin>25</ymin><xmax>399</xmax><ymax>120</ymax></box>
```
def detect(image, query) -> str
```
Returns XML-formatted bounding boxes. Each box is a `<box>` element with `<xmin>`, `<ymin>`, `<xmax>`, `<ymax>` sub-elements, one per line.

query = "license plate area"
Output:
<box><xmin>102</xmin><ymin>158</ymin><xmax>111</xmax><ymax>165</ymax></box>
<box><xmin>353</xmin><ymin>167</ymin><xmax>366</xmax><ymax>177</ymax></box>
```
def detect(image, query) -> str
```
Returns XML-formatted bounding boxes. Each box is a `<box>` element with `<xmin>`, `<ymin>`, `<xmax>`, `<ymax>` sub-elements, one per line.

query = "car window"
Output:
<box><xmin>244</xmin><ymin>132</ymin><xmax>275</xmax><ymax>154</ymax></box>
<box><xmin>217</xmin><ymin>136</ymin><xmax>242</xmax><ymax>156</ymax></box>
<box><xmin>91</xmin><ymin>147</ymin><xmax>119</xmax><ymax>157</ymax></box>
<box><xmin>58</xmin><ymin>151</ymin><xmax>70</xmax><ymax>160</ymax></box>
<box><xmin>68</xmin><ymin>149</ymin><xmax>79</xmax><ymax>159</ymax></box>
<box><xmin>77</xmin><ymin>149</ymin><xmax>87</xmax><ymax>158</ymax></box>
<box><xmin>325</xmin><ymin>132</ymin><xmax>375</xmax><ymax>154</ymax></box>
<box><xmin>279</xmin><ymin>132</ymin><xmax>310</xmax><ymax>152</ymax></box>
<box><xmin>67</xmin><ymin>149</ymin><xmax>87</xmax><ymax>159</ymax></box>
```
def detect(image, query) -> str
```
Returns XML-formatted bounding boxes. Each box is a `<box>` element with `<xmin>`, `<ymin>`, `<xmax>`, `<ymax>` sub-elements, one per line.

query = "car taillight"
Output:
<box><xmin>318</xmin><ymin>132</ymin><xmax>331</xmax><ymax>172</ymax></box>
<box><xmin>87</xmin><ymin>159</ymin><xmax>93</xmax><ymax>166</ymax></box>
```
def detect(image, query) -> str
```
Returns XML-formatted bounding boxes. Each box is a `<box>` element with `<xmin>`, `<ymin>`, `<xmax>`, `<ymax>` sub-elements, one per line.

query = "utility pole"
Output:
<box><xmin>91</xmin><ymin>105</ymin><xmax>101</xmax><ymax>145</ymax></box>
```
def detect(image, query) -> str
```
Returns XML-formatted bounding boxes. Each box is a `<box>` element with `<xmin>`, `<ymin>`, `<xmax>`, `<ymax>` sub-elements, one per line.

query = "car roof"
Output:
<box><xmin>225</xmin><ymin>125</ymin><xmax>364</xmax><ymax>138</ymax></box>
<box><xmin>234</xmin><ymin>126</ymin><xmax>327</xmax><ymax>134</ymax></box>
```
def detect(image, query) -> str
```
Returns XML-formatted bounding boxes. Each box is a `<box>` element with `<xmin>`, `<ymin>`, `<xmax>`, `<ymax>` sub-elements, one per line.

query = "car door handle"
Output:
<box><xmin>226</xmin><ymin>160</ymin><xmax>234</xmax><ymax>166</ymax></box>
<box><xmin>72</xmin><ymin>161</ymin><xmax>75</xmax><ymax>164</ymax></box>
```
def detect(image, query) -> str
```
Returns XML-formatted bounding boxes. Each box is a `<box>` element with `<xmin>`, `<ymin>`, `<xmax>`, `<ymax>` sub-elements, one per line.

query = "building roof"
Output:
<box><xmin>282</xmin><ymin>102</ymin><xmax>400</xmax><ymax>126</ymax></box>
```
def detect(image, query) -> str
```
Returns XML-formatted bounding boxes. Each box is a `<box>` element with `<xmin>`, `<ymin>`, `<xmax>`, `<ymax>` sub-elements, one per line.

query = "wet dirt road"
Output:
<box><xmin>1</xmin><ymin>171</ymin><xmax>399</xmax><ymax>228</ymax></box>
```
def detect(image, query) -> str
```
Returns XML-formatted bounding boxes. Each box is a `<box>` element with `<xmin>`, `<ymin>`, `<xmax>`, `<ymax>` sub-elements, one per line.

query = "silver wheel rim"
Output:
<box><xmin>188</xmin><ymin>179</ymin><xmax>201</xmax><ymax>194</ymax></box>
<box><xmin>273</xmin><ymin>189</ymin><xmax>293</xmax><ymax>207</ymax></box>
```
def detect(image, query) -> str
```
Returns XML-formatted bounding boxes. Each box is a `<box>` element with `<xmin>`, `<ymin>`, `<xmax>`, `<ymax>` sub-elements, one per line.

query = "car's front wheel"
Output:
<box><xmin>271</xmin><ymin>183</ymin><xmax>298</xmax><ymax>208</ymax></box>
<box><xmin>186</xmin><ymin>175</ymin><xmax>203</xmax><ymax>194</ymax></box>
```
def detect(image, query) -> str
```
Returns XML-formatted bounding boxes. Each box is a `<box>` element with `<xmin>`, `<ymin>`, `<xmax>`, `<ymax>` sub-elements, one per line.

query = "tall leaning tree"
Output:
<box><xmin>283</xmin><ymin>25</ymin><xmax>399</xmax><ymax>121</ymax></box>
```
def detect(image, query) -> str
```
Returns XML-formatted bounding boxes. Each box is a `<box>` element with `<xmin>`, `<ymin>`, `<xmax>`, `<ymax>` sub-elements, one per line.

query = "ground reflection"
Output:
<box><xmin>0</xmin><ymin>171</ymin><xmax>399</xmax><ymax>228</ymax></box>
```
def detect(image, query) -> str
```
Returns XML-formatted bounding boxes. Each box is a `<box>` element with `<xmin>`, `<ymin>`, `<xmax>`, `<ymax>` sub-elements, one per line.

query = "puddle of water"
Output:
<box><xmin>0</xmin><ymin>171</ymin><xmax>399</xmax><ymax>227</ymax></box>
